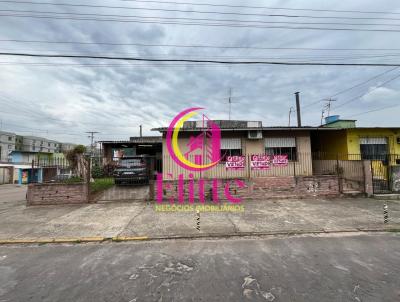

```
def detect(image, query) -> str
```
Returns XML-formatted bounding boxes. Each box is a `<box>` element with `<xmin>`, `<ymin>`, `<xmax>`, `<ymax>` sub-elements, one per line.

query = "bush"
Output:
<box><xmin>90</xmin><ymin>178</ymin><xmax>114</xmax><ymax>193</ymax></box>
<box><xmin>91</xmin><ymin>165</ymin><xmax>104</xmax><ymax>179</ymax></box>
<box><xmin>62</xmin><ymin>176</ymin><xmax>83</xmax><ymax>184</ymax></box>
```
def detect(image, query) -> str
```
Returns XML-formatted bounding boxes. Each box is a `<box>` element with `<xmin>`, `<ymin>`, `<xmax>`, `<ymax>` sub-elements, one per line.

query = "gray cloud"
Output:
<box><xmin>0</xmin><ymin>0</ymin><xmax>399</xmax><ymax>144</ymax></box>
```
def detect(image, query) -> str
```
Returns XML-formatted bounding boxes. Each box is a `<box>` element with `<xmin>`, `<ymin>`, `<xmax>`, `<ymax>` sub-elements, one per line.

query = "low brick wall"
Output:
<box><xmin>27</xmin><ymin>183</ymin><xmax>89</xmax><ymax>205</ymax></box>
<box><xmin>157</xmin><ymin>175</ymin><xmax>340</xmax><ymax>202</ymax></box>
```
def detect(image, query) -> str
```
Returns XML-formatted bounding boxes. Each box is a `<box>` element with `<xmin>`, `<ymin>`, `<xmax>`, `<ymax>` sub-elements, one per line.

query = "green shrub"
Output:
<box><xmin>90</xmin><ymin>178</ymin><xmax>114</xmax><ymax>193</ymax></box>
<box><xmin>63</xmin><ymin>176</ymin><xmax>83</xmax><ymax>184</ymax></box>
<box><xmin>91</xmin><ymin>165</ymin><xmax>104</xmax><ymax>179</ymax></box>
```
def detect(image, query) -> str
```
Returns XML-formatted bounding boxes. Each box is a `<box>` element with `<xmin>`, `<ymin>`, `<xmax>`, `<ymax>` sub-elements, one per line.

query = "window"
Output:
<box><xmin>8</xmin><ymin>144</ymin><xmax>12</xmax><ymax>149</ymax></box>
<box><xmin>220</xmin><ymin>138</ymin><xmax>242</xmax><ymax>162</ymax></box>
<box><xmin>265</xmin><ymin>137</ymin><xmax>297</xmax><ymax>161</ymax></box>
<box><xmin>8</xmin><ymin>136</ymin><xmax>12</xmax><ymax>141</ymax></box>
<box><xmin>360</xmin><ymin>137</ymin><xmax>388</xmax><ymax>161</ymax></box>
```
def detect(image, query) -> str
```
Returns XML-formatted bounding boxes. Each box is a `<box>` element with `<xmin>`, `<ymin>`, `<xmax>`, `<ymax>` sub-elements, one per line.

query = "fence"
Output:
<box><xmin>161</xmin><ymin>152</ymin><xmax>368</xmax><ymax>178</ymax></box>
<box><xmin>66</xmin><ymin>152</ymin><xmax>399</xmax><ymax>195</ymax></box>
<box><xmin>32</xmin><ymin>157</ymin><xmax>86</xmax><ymax>183</ymax></box>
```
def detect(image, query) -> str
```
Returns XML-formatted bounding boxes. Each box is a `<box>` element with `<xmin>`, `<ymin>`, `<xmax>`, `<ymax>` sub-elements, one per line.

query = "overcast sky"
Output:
<box><xmin>0</xmin><ymin>0</ymin><xmax>400</xmax><ymax>144</ymax></box>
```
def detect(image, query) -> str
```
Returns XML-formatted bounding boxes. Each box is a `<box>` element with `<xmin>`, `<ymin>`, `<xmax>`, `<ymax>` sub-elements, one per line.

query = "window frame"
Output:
<box><xmin>219</xmin><ymin>148</ymin><xmax>243</xmax><ymax>163</ymax></box>
<box><xmin>264</xmin><ymin>137</ymin><xmax>298</xmax><ymax>161</ymax></box>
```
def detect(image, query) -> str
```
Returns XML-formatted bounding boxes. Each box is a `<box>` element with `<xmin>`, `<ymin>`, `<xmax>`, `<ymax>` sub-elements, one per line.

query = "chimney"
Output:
<box><xmin>295</xmin><ymin>92</ymin><xmax>302</xmax><ymax>127</ymax></box>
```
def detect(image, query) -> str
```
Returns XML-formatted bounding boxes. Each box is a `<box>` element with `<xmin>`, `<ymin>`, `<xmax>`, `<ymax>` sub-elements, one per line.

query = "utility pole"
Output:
<box><xmin>86</xmin><ymin>131</ymin><xmax>99</xmax><ymax>161</ymax></box>
<box><xmin>288</xmin><ymin>107</ymin><xmax>294</xmax><ymax>127</ymax></box>
<box><xmin>295</xmin><ymin>92</ymin><xmax>302</xmax><ymax>127</ymax></box>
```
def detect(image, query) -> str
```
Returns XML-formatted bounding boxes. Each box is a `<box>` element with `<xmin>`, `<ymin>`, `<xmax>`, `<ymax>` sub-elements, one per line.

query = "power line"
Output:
<box><xmin>4</xmin><ymin>8</ymin><xmax>400</xmax><ymax>28</ymax></box>
<box><xmin>3</xmin><ymin>0</ymin><xmax>400</xmax><ymax>22</ymax></box>
<box><xmin>5</xmin><ymin>47</ymin><xmax>400</xmax><ymax>60</ymax></box>
<box><xmin>302</xmin><ymin>67</ymin><xmax>400</xmax><ymax>109</ymax></box>
<box><xmin>4</xmin><ymin>12</ymin><xmax>400</xmax><ymax>32</ymax></box>
<box><xmin>3</xmin><ymin>51</ymin><xmax>400</xmax><ymax>66</ymax></box>
<box><xmin>348</xmin><ymin>104</ymin><xmax>400</xmax><ymax>117</ymax></box>
<box><xmin>4</xmin><ymin>52</ymin><xmax>400</xmax><ymax>67</ymax></box>
<box><xmin>334</xmin><ymin>72</ymin><xmax>400</xmax><ymax>109</ymax></box>
<box><xmin>0</xmin><ymin>92</ymin><xmax>159</xmax><ymax>136</ymax></box>
<box><xmin>3</xmin><ymin>39</ymin><xmax>400</xmax><ymax>52</ymax></box>
<box><xmin>119</xmin><ymin>0</ymin><xmax>400</xmax><ymax>16</ymax></box>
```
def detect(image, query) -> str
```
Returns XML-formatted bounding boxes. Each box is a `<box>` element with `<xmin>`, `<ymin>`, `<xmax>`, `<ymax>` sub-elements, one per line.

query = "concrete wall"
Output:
<box><xmin>157</xmin><ymin>175</ymin><xmax>341</xmax><ymax>202</ymax></box>
<box><xmin>27</xmin><ymin>183</ymin><xmax>88</xmax><ymax>205</ymax></box>
<box><xmin>313</xmin><ymin>159</ymin><xmax>366</xmax><ymax>193</ymax></box>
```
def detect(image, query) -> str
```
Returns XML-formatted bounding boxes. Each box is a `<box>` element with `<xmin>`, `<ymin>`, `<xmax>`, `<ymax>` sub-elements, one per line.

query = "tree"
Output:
<box><xmin>66</xmin><ymin>145</ymin><xmax>87</xmax><ymax>177</ymax></box>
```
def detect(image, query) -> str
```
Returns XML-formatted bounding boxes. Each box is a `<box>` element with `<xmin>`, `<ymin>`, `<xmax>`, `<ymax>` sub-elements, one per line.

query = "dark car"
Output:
<box><xmin>113</xmin><ymin>156</ymin><xmax>150</xmax><ymax>185</ymax></box>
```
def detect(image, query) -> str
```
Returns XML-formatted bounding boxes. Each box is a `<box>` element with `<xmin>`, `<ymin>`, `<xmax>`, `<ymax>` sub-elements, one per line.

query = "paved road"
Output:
<box><xmin>1</xmin><ymin>187</ymin><xmax>400</xmax><ymax>240</ymax></box>
<box><xmin>0</xmin><ymin>185</ymin><xmax>26</xmax><ymax>203</ymax></box>
<box><xmin>0</xmin><ymin>185</ymin><xmax>26</xmax><ymax>215</ymax></box>
<box><xmin>0</xmin><ymin>233</ymin><xmax>399</xmax><ymax>301</ymax></box>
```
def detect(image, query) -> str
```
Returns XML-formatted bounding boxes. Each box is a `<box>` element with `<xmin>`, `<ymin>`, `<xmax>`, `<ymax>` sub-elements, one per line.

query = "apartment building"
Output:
<box><xmin>16</xmin><ymin>135</ymin><xmax>60</xmax><ymax>153</ymax></box>
<box><xmin>0</xmin><ymin>131</ymin><xmax>16</xmax><ymax>162</ymax></box>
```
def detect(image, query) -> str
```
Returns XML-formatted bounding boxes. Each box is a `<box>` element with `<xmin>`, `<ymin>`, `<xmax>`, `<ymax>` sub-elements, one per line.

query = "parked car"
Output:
<box><xmin>113</xmin><ymin>156</ymin><xmax>150</xmax><ymax>185</ymax></box>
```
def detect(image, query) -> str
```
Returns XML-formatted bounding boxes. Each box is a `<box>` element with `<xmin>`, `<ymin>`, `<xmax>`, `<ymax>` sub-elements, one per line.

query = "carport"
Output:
<box><xmin>100</xmin><ymin>136</ymin><xmax>162</xmax><ymax>173</ymax></box>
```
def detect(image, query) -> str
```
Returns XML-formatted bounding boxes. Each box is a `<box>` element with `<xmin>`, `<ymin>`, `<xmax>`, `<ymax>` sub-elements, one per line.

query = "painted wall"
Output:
<box><xmin>10</xmin><ymin>151</ymin><xmax>37</xmax><ymax>164</ymax></box>
<box><xmin>346</xmin><ymin>128</ymin><xmax>400</xmax><ymax>155</ymax></box>
<box><xmin>323</xmin><ymin>120</ymin><xmax>356</xmax><ymax>128</ymax></box>
<box><xmin>311</xmin><ymin>130</ymin><xmax>348</xmax><ymax>158</ymax></box>
<box><xmin>161</xmin><ymin>130</ymin><xmax>313</xmax><ymax>180</ymax></box>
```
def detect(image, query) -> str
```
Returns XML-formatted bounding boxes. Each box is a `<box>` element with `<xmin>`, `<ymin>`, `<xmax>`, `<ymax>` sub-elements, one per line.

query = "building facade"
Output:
<box><xmin>17</xmin><ymin>136</ymin><xmax>59</xmax><ymax>153</ymax></box>
<box><xmin>0</xmin><ymin>131</ymin><xmax>16</xmax><ymax>162</ymax></box>
<box><xmin>153</xmin><ymin>120</ymin><xmax>315</xmax><ymax>180</ymax></box>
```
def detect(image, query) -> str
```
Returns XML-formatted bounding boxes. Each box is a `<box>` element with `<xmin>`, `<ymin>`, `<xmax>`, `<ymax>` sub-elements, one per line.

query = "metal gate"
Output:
<box><xmin>371</xmin><ymin>154</ymin><xmax>400</xmax><ymax>194</ymax></box>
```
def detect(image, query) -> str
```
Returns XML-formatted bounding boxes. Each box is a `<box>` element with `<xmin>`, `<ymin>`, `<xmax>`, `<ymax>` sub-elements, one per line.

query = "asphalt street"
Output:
<box><xmin>0</xmin><ymin>233</ymin><xmax>399</xmax><ymax>302</ymax></box>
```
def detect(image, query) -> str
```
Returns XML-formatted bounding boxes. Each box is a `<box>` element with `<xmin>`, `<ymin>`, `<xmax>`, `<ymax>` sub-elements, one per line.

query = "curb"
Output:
<box><xmin>0</xmin><ymin>228</ymin><xmax>399</xmax><ymax>245</ymax></box>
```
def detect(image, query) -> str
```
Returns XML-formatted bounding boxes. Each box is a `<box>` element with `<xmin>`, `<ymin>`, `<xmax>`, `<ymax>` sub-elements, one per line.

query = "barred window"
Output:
<box><xmin>265</xmin><ymin>137</ymin><xmax>297</xmax><ymax>161</ymax></box>
<box><xmin>220</xmin><ymin>138</ymin><xmax>242</xmax><ymax>162</ymax></box>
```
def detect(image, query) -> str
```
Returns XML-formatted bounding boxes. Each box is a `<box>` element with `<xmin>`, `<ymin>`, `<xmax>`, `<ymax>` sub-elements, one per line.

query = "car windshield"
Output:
<box><xmin>119</xmin><ymin>158</ymin><xmax>144</xmax><ymax>167</ymax></box>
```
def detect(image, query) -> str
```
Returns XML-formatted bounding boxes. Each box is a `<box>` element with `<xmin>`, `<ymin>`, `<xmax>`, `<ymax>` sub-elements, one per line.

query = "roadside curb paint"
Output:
<box><xmin>112</xmin><ymin>236</ymin><xmax>149</xmax><ymax>242</ymax></box>
<box><xmin>0</xmin><ymin>228</ymin><xmax>399</xmax><ymax>245</ymax></box>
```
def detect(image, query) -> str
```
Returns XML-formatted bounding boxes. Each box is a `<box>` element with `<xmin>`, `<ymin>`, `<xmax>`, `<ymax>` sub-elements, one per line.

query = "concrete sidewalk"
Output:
<box><xmin>0</xmin><ymin>184</ymin><xmax>399</xmax><ymax>242</ymax></box>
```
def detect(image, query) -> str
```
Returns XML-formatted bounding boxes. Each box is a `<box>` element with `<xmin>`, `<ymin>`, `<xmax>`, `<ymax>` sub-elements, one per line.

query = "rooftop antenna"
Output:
<box><xmin>324</xmin><ymin>98</ymin><xmax>337</xmax><ymax>117</ymax></box>
<box><xmin>321</xmin><ymin>98</ymin><xmax>337</xmax><ymax>125</ymax></box>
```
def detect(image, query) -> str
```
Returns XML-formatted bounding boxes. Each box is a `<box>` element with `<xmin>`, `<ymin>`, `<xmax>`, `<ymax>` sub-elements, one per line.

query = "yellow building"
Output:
<box><xmin>311</xmin><ymin>117</ymin><xmax>400</xmax><ymax>192</ymax></box>
<box><xmin>312</xmin><ymin>116</ymin><xmax>400</xmax><ymax>158</ymax></box>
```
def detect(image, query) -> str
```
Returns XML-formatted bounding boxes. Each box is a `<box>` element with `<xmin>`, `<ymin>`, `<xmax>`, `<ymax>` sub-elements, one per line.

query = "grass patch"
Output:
<box><xmin>62</xmin><ymin>176</ymin><xmax>83</xmax><ymax>184</ymax></box>
<box><xmin>90</xmin><ymin>178</ymin><xmax>115</xmax><ymax>193</ymax></box>
<box><xmin>386</xmin><ymin>228</ymin><xmax>400</xmax><ymax>233</ymax></box>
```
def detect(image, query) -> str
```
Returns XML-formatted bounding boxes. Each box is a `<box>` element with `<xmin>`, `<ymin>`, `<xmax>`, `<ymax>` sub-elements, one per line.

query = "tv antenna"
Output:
<box><xmin>320</xmin><ymin>98</ymin><xmax>337</xmax><ymax>125</ymax></box>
